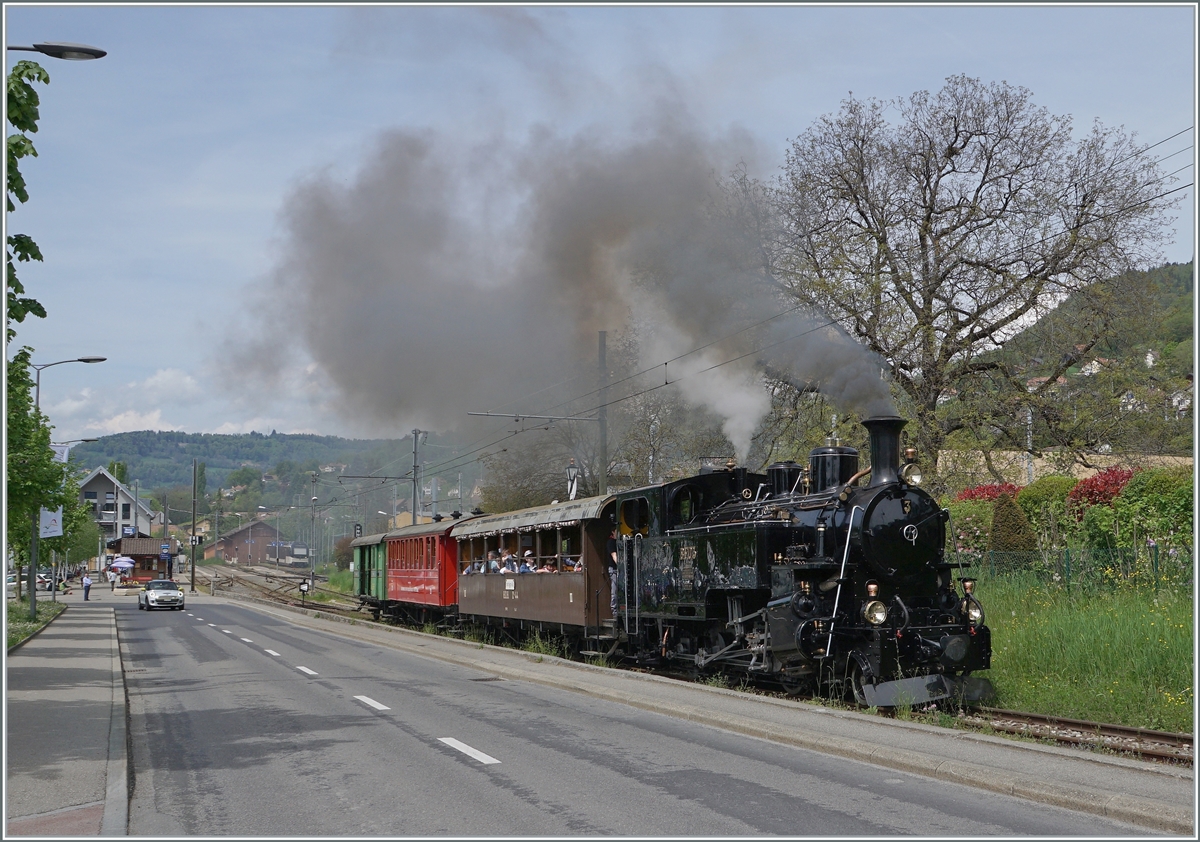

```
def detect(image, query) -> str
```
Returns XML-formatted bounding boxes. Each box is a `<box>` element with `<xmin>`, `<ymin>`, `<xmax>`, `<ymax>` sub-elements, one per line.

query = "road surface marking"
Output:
<box><xmin>265</xmin><ymin>650</ymin><xmax>281</xmax><ymax>656</ymax></box>
<box><xmin>297</xmin><ymin>666</ymin><xmax>318</xmax><ymax>675</ymax></box>
<box><xmin>438</xmin><ymin>738</ymin><xmax>501</xmax><ymax>765</ymax></box>
<box><xmin>241</xmin><ymin>638</ymin><xmax>253</xmax><ymax>643</ymax></box>
<box><xmin>222</xmin><ymin>630</ymin><xmax>232</xmax><ymax>634</ymax></box>
<box><xmin>354</xmin><ymin>695</ymin><xmax>390</xmax><ymax>711</ymax></box>
<box><xmin>208</xmin><ymin>623</ymin><xmax>216</xmax><ymax>627</ymax></box>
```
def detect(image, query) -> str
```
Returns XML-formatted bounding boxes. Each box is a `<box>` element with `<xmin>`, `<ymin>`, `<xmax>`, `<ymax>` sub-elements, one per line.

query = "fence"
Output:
<box><xmin>948</xmin><ymin>546</ymin><xmax>1193</xmax><ymax>590</ymax></box>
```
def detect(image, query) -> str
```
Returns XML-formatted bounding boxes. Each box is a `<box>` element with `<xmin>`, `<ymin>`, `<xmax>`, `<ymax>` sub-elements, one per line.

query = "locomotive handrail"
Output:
<box><xmin>825</xmin><ymin>506</ymin><xmax>864</xmax><ymax>656</ymax></box>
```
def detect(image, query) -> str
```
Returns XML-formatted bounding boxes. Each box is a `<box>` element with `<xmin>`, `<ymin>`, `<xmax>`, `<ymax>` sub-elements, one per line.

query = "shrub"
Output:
<box><xmin>943</xmin><ymin>499</ymin><xmax>992</xmax><ymax>555</ymax></box>
<box><xmin>955</xmin><ymin>482</ymin><xmax>1021</xmax><ymax>503</ymax></box>
<box><xmin>1066</xmin><ymin>466</ymin><xmax>1136</xmax><ymax>521</ymax></box>
<box><xmin>1016</xmin><ymin>476</ymin><xmax>1078</xmax><ymax>549</ymax></box>
<box><xmin>1113</xmin><ymin>466</ymin><xmax>1194</xmax><ymax>551</ymax></box>
<box><xmin>988</xmin><ymin>493</ymin><xmax>1038</xmax><ymax>552</ymax></box>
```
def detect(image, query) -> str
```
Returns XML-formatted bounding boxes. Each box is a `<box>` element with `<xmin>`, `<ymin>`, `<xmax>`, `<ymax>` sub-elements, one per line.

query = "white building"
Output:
<box><xmin>77</xmin><ymin>467</ymin><xmax>163</xmax><ymax>542</ymax></box>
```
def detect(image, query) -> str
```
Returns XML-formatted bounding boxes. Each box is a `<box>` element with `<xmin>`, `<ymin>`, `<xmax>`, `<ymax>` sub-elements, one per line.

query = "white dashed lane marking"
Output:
<box><xmin>438</xmin><ymin>738</ymin><xmax>501</xmax><ymax>765</ymax></box>
<box><xmin>354</xmin><ymin>695</ymin><xmax>390</xmax><ymax>711</ymax></box>
<box><xmin>208</xmin><ymin>623</ymin><xmax>216</xmax><ymax>627</ymax></box>
<box><xmin>222</xmin><ymin>630</ymin><xmax>232</xmax><ymax>634</ymax></box>
<box><xmin>265</xmin><ymin>650</ymin><xmax>281</xmax><ymax>657</ymax></box>
<box><xmin>241</xmin><ymin>638</ymin><xmax>252</xmax><ymax>643</ymax></box>
<box><xmin>297</xmin><ymin>666</ymin><xmax>318</xmax><ymax>675</ymax></box>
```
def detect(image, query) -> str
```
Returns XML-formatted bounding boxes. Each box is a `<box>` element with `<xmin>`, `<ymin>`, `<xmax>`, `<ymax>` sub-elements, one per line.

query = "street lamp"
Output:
<box><xmin>258</xmin><ymin>505</ymin><xmax>292</xmax><ymax>570</ymax></box>
<box><xmin>566</xmin><ymin>458</ymin><xmax>580</xmax><ymax>501</ymax></box>
<box><xmin>25</xmin><ymin>357</ymin><xmax>106</xmax><ymax>620</ymax></box>
<box><xmin>7</xmin><ymin>42</ymin><xmax>107</xmax><ymax>60</ymax></box>
<box><xmin>31</xmin><ymin>356</ymin><xmax>106</xmax><ymax>410</ymax></box>
<box><xmin>44</xmin><ymin>438</ymin><xmax>96</xmax><ymax>603</ymax></box>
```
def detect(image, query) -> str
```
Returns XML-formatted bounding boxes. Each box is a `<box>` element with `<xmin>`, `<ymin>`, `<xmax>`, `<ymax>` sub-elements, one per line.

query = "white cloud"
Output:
<box><xmin>86</xmin><ymin>410</ymin><xmax>182</xmax><ymax>436</ymax></box>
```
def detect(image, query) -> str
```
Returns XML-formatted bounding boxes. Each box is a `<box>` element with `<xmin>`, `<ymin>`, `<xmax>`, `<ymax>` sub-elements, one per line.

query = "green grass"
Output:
<box><xmin>975</xmin><ymin>570</ymin><xmax>1193</xmax><ymax>733</ymax></box>
<box><xmin>521</xmin><ymin>630</ymin><xmax>568</xmax><ymax>659</ymax></box>
<box><xmin>5</xmin><ymin>598</ymin><xmax>67</xmax><ymax>649</ymax></box>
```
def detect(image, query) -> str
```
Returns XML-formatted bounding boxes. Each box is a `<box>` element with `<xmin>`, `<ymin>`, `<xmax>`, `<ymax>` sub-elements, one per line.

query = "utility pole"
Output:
<box><xmin>411</xmin><ymin>429</ymin><xmax>423</xmax><ymax>525</ymax></box>
<box><xmin>133</xmin><ymin>479</ymin><xmax>139</xmax><ymax>537</ymax></box>
<box><xmin>599</xmin><ymin>330</ymin><xmax>608</xmax><ymax>495</ymax></box>
<box><xmin>310</xmin><ymin>472</ymin><xmax>318</xmax><ymax>585</ymax></box>
<box><xmin>189</xmin><ymin>458</ymin><xmax>197</xmax><ymax>593</ymax></box>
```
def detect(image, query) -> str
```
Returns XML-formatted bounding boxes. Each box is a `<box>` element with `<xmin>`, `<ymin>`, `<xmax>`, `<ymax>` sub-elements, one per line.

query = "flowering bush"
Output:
<box><xmin>944</xmin><ymin>500</ymin><xmax>992</xmax><ymax>555</ymax></box>
<box><xmin>1066</xmin><ymin>466</ymin><xmax>1137</xmax><ymax>521</ymax></box>
<box><xmin>955</xmin><ymin>483</ymin><xmax>1021</xmax><ymax>502</ymax></box>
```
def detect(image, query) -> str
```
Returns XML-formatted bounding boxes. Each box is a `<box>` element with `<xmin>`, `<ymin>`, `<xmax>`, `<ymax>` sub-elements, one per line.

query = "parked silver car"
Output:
<box><xmin>137</xmin><ymin>579</ymin><xmax>185</xmax><ymax>611</ymax></box>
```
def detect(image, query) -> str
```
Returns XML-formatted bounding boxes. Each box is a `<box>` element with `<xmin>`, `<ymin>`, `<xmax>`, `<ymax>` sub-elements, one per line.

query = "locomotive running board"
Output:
<box><xmin>863</xmin><ymin>674</ymin><xmax>996</xmax><ymax>707</ymax></box>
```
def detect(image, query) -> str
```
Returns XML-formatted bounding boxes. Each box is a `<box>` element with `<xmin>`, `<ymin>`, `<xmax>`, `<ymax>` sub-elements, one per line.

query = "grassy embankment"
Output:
<box><xmin>5</xmin><ymin>598</ymin><xmax>67</xmax><ymax>649</ymax></box>
<box><xmin>976</xmin><ymin>570</ymin><xmax>1193</xmax><ymax>733</ymax></box>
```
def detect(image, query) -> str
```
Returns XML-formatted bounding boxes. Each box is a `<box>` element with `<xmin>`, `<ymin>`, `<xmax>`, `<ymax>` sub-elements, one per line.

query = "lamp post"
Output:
<box><xmin>259</xmin><ymin>505</ymin><xmax>292</xmax><ymax>570</ymax></box>
<box><xmin>566</xmin><ymin>458</ymin><xmax>580</xmax><ymax>501</ymax></box>
<box><xmin>45</xmin><ymin>438</ymin><xmax>96</xmax><ymax>603</ymax></box>
<box><xmin>25</xmin><ymin>357</ymin><xmax>106</xmax><ymax>620</ymax></box>
<box><xmin>7</xmin><ymin>42</ymin><xmax>107</xmax><ymax>60</ymax></box>
<box><xmin>310</xmin><ymin>496</ymin><xmax>318</xmax><ymax>589</ymax></box>
<box><xmin>32</xmin><ymin>357</ymin><xmax>106</xmax><ymax>410</ymax></box>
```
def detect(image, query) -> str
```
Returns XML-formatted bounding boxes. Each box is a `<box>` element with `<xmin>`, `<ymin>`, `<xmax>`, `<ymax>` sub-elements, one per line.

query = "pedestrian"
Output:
<box><xmin>82</xmin><ymin>572</ymin><xmax>93</xmax><ymax>601</ymax></box>
<box><xmin>108</xmin><ymin>568</ymin><xmax>117</xmax><ymax>591</ymax></box>
<box><xmin>606</xmin><ymin>527</ymin><xmax>619</xmax><ymax>614</ymax></box>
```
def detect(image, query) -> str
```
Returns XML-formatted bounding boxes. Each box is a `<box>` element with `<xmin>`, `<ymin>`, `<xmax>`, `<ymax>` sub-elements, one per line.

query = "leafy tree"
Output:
<box><xmin>955</xmin><ymin>483</ymin><xmax>1022</xmax><ymax>503</ymax></box>
<box><xmin>988</xmin><ymin>492</ymin><xmax>1037</xmax><ymax>553</ymax></box>
<box><xmin>107</xmin><ymin>460</ymin><xmax>128</xmax><ymax>484</ymax></box>
<box><xmin>5</xmin><ymin>349</ymin><xmax>70</xmax><ymax>566</ymax></box>
<box><xmin>6</xmin><ymin>60</ymin><xmax>50</xmax><ymax>336</ymax></box>
<box><xmin>771</xmin><ymin>75</ymin><xmax>1181</xmax><ymax>484</ymax></box>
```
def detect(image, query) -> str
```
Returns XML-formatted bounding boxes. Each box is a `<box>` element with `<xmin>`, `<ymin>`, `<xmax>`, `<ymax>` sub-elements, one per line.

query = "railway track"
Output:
<box><xmin>194</xmin><ymin>565</ymin><xmax>1194</xmax><ymax>765</ymax></box>
<box><xmin>966</xmin><ymin>707</ymin><xmax>1193</xmax><ymax>764</ymax></box>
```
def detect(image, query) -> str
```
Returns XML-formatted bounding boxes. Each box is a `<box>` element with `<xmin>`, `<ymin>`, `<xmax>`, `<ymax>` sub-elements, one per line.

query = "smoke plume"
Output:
<box><xmin>227</xmin><ymin>113</ymin><xmax>895</xmax><ymax>454</ymax></box>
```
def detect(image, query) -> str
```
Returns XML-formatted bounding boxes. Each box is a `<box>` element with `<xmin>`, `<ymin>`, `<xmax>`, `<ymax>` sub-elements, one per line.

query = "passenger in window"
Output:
<box><xmin>500</xmin><ymin>548</ymin><xmax>518</xmax><ymax>573</ymax></box>
<box><xmin>519</xmin><ymin>551</ymin><xmax>536</xmax><ymax>574</ymax></box>
<box><xmin>537</xmin><ymin>560</ymin><xmax>557</xmax><ymax>574</ymax></box>
<box><xmin>485</xmin><ymin>551</ymin><xmax>501</xmax><ymax>573</ymax></box>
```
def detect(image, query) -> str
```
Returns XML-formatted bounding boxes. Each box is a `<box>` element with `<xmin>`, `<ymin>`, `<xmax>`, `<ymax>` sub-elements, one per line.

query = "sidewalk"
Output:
<box><xmin>4</xmin><ymin>588</ymin><xmax>128</xmax><ymax>837</ymax></box>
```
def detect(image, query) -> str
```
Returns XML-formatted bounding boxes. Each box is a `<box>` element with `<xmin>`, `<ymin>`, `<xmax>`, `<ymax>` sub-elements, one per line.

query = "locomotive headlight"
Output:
<box><xmin>899</xmin><ymin>463</ymin><xmax>923</xmax><ymax>485</ymax></box>
<box><xmin>966</xmin><ymin>602</ymin><xmax>983</xmax><ymax>624</ymax></box>
<box><xmin>862</xmin><ymin>600</ymin><xmax>889</xmax><ymax>625</ymax></box>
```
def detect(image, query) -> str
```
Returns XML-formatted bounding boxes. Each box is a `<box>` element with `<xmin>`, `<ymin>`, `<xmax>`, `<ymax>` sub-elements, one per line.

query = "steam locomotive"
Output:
<box><xmin>354</xmin><ymin>415</ymin><xmax>994</xmax><ymax>707</ymax></box>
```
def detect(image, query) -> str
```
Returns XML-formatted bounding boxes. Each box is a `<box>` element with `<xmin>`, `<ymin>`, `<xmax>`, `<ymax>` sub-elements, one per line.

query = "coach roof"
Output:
<box><xmin>449</xmin><ymin>494</ymin><xmax>612</xmax><ymax>539</ymax></box>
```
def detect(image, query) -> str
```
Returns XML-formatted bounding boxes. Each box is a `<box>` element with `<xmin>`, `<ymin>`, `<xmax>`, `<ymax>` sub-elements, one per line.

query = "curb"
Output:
<box><xmin>101</xmin><ymin>607</ymin><xmax>129</xmax><ymax>836</ymax></box>
<box><xmin>218</xmin><ymin>591</ymin><xmax>1194</xmax><ymax>835</ymax></box>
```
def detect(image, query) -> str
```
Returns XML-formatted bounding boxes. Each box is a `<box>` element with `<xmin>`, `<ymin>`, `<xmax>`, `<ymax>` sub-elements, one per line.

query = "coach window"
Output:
<box><xmin>620</xmin><ymin>497</ymin><xmax>650</xmax><ymax>536</ymax></box>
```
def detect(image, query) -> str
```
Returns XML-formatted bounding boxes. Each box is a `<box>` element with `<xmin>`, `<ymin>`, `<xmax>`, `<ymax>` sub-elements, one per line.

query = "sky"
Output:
<box><xmin>4</xmin><ymin>3</ymin><xmax>1196</xmax><ymax>447</ymax></box>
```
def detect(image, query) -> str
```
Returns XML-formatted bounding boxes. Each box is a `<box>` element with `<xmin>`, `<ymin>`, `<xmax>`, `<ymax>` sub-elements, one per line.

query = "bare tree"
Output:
<box><xmin>772</xmin><ymin>75</ymin><xmax>1180</xmax><ymax>479</ymax></box>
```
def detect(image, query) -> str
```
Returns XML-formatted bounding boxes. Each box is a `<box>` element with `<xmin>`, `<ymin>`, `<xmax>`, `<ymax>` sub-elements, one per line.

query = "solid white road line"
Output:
<box><xmin>241</xmin><ymin>638</ymin><xmax>253</xmax><ymax>643</ymax></box>
<box><xmin>297</xmin><ymin>666</ymin><xmax>319</xmax><ymax>675</ymax></box>
<box><xmin>354</xmin><ymin>695</ymin><xmax>390</xmax><ymax>711</ymax></box>
<box><xmin>438</xmin><ymin>738</ymin><xmax>501</xmax><ymax>765</ymax></box>
<box><xmin>265</xmin><ymin>650</ymin><xmax>281</xmax><ymax>656</ymax></box>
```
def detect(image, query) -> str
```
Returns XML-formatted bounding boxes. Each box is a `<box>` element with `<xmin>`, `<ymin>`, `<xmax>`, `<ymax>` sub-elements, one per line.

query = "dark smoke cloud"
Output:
<box><xmin>226</xmin><ymin>110</ymin><xmax>894</xmax><ymax>447</ymax></box>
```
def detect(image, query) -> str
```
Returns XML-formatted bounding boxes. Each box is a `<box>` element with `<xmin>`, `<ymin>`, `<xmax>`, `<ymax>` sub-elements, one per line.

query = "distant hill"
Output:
<box><xmin>68</xmin><ymin>430</ymin><xmax>437</xmax><ymax>491</ymax></box>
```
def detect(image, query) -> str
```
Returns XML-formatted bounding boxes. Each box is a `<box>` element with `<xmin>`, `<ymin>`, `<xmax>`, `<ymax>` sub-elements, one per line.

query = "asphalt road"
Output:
<box><xmin>120</xmin><ymin>596</ymin><xmax>1154</xmax><ymax>836</ymax></box>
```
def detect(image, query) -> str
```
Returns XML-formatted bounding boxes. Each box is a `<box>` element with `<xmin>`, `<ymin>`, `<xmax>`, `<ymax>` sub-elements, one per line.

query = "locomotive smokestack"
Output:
<box><xmin>862</xmin><ymin>416</ymin><xmax>906</xmax><ymax>487</ymax></box>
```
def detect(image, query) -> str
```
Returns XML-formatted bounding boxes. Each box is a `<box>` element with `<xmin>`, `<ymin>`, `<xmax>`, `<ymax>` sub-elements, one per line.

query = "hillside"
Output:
<box><xmin>68</xmin><ymin>430</ymin><xmax>436</xmax><ymax>491</ymax></box>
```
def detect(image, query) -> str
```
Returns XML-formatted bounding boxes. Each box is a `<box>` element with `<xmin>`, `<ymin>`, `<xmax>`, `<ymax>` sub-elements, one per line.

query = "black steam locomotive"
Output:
<box><xmin>355</xmin><ymin>415</ymin><xmax>994</xmax><ymax>707</ymax></box>
<box><xmin>608</xmin><ymin>416</ymin><xmax>994</xmax><ymax>706</ymax></box>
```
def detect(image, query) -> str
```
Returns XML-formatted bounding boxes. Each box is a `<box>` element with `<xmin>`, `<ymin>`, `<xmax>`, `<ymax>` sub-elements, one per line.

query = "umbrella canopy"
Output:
<box><xmin>110</xmin><ymin>559</ymin><xmax>135</xmax><ymax>569</ymax></box>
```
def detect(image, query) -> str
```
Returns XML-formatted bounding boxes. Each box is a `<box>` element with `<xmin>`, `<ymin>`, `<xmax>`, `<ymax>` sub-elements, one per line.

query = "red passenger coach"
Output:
<box><xmin>384</xmin><ymin>520</ymin><xmax>461</xmax><ymax>616</ymax></box>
